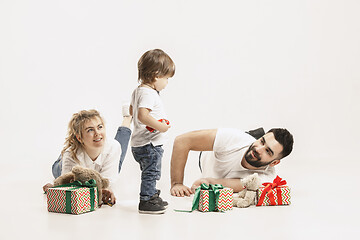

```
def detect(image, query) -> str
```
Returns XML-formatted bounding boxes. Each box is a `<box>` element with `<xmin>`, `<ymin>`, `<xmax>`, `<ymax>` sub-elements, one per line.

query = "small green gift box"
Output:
<box><xmin>47</xmin><ymin>180</ymin><xmax>98</xmax><ymax>215</ymax></box>
<box><xmin>195</xmin><ymin>184</ymin><xmax>233</xmax><ymax>212</ymax></box>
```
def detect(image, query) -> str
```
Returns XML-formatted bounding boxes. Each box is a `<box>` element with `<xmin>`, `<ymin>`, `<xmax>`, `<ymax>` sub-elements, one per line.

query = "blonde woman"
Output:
<box><xmin>43</xmin><ymin>108</ymin><xmax>132</xmax><ymax>205</ymax></box>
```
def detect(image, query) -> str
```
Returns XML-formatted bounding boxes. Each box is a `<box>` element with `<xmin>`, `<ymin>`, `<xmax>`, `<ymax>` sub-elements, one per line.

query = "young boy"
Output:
<box><xmin>130</xmin><ymin>49</ymin><xmax>175</xmax><ymax>214</ymax></box>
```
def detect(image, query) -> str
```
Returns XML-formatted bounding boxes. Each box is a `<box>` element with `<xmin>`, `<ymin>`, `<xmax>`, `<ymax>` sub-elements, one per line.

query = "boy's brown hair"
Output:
<box><xmin>138</xmin><ymin>49</ymin><xmax>175</xmax><ymax>84</ymax></box>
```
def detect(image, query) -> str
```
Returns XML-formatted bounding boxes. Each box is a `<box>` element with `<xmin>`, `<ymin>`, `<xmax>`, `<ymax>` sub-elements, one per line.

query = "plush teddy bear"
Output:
<box><xmin>233</xmin><ymin>173</ymin><xmax>262</xmax><ymax>208</ymax></box>
<box><xmin>53</xmin><ymin>165</ymin><xmax>109</xmax><ymax>206</ymax></box>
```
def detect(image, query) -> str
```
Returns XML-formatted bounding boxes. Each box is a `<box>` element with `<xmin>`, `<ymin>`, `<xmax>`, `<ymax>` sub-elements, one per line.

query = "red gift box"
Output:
<box><xmin>256</xmin><ymin>176</ymin><xmax>291</xmax><ymax>206</ymax></box>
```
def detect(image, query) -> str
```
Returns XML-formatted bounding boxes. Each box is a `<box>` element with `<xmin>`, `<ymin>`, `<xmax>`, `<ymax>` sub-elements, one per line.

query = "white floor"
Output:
<box><xmin>1</xmin><ymin>146</ymin><xmax>359</xmax><ymax>240</ymax></box>
<box><xmin>1</xmin><ymin>1</ymin><xmax>359</xmax><ymax>239</ymax></box>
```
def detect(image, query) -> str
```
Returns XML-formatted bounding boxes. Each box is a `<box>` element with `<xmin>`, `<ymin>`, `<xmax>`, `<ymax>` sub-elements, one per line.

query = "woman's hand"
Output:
<box><xmin>102</xmin><ymin>189</ymin><xmax>116</xmax><ymax>205</ymax></box>
<box><xmin>43</xmin><ymin>183</ymin><xmax>54</xmax><ymax>193</ymax></box>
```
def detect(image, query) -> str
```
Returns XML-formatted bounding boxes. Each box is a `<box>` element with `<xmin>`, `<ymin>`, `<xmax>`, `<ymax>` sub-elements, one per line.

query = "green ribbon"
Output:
<box><xmin>53</xmin><ymin>179</ymin><xmax>98</xmax><ymax>213</ymax></box>
<box><xmin>175</xmin><ymin>183</ymin><xmax>224</xmax><ymax>212</ymax></box>
<box><xmin>192</xmin><ymin>183</ymin><xmax>223</xmax><ymax>212</ymax></box>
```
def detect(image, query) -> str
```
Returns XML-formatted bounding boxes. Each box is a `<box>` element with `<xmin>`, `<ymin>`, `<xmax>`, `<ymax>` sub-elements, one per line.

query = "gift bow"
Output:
<box><xmin>71</xmin><ymin>179</ymin><xmax>97</xmax><ymax>188</ymax></box>
<box><xmin>54</xmin><ymin>179</ymin><xmax>98</xmax><ymax>189</ymax></box>
<box><xmin>191</xmin><ymin>183</ymin><xmax>224</xmax><ymax>212</ymax></box>
<box><xmin>53</xmin><ymin>179</ymin><xmax>98</xmax><ymax>213</ymax></box>
<box><xmin>256</xmin><ymin>175</ymin><xmax>287</xmax><ymax>206</ymax></box>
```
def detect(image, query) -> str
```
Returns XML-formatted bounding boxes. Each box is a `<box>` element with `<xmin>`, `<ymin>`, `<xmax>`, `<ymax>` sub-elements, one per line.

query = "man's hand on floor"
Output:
<box><xmin>170</xmin><ymin>183</ymin><xmax>192</xmax><ymax>197</ymax></box>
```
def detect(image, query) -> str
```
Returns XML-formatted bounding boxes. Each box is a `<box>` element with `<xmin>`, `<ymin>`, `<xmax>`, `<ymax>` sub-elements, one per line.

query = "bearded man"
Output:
<box><xmin>170</xmin><ymin>127</ymin><xmax>294</xmax><ymax>197</ymax></box>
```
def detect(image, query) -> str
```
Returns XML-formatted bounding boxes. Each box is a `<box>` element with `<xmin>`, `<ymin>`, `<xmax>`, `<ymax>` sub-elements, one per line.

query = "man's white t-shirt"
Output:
<box><xmin>200</xmin><ymin>128</ymin><xmax>276</xmax><ymax>182</ymax></box>
<box><xmin>61</xmin><ymin>138</ymin><xmax>120</xmax><ymax>186</ymax></box>
<box><xmin>130</xmin><ymin>86</ymin><xmax>167</xmax><ymax>147</ymax></box>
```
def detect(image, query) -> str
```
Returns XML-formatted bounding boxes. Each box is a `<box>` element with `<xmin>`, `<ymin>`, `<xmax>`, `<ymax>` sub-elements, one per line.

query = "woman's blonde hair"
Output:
<box><xmin>61</xmin><ymin>109</ymin><xmax>105</xmax><ymax>164</ymax></box>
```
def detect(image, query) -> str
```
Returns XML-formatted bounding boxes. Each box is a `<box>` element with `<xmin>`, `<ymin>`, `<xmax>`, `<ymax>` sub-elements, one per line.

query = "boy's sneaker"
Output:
<box><xmin>154</xmin><ymin>189</ymin><xmax>168</xmax><ymax>208</ymax></box>
<box><xmin>138</xmin><ymin>195</ymin><xmax>166</xmax><ymax>214</ymax></box>
<box><xmin>122</xmin><ymin>103</ymin><xmax>130</xmax><ymax>117</ymax></box>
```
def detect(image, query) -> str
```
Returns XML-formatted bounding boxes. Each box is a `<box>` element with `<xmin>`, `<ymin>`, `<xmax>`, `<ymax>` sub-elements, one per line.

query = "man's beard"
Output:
<box><xmin>244</xmin><ymin>143</ymin><xmax>272</xmax><ymax>168</ymax></box>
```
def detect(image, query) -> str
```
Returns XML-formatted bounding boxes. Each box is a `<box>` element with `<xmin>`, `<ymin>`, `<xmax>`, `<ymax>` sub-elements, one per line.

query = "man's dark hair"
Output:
<box><xmin>267</xmin><ymin>128</ymin><xmax>294</xmax><ymax>159</ymax></box>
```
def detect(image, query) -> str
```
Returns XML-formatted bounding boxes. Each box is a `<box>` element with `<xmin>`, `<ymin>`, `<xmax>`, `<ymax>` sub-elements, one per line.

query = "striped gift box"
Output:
<box><xmin>256</xmin><ymin>185</ymin><xmax>291</xmax><ymax>206</ymax></box>
<box><xmin>199</xmin><ymin>187</ymin><xmax>233</xmax><ymax>212</ymax></box>
<box><xmin>47</xmin><ymin>186</ymin><xmax>98</xmax><ymax>214</ymax></box>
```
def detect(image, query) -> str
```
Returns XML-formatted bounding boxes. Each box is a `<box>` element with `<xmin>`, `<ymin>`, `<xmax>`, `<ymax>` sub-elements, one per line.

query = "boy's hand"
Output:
<box><xmin>170</xmin><ymin>183</ymin><xmax>192</xmax><ymax>197</ymax></box>
<box><xmin>146</xmin><ymin>119</ymin><xmax>170</xmax><ymax>133</ymax></box>
<box><xmin>159</xmin><ymin>119</ymin><xmax>171</xmax><ymax>132</ymax></box>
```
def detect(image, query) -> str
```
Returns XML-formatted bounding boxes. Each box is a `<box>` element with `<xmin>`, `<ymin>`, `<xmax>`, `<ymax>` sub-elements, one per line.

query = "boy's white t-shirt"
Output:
<box><xmin>200</xmin><ymin>128</ymin><xmax>276</xmax><ymax>182</ymax></box>
<box><xmin>61</xmin><ymin>138</ymin><xmax>120</xmax><ymax>186</ymax></box>
<box><xmin>130</xmin><ymin>86</ymin><xmax>167</xmax><ymax>147</ymax></box>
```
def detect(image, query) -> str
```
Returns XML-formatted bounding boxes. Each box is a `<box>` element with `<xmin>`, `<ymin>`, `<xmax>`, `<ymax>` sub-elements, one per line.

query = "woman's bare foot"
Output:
<box><xmin>121</xmin><ymin>103</ymin><xmax>132</xmax><ymax>128</ymax></box>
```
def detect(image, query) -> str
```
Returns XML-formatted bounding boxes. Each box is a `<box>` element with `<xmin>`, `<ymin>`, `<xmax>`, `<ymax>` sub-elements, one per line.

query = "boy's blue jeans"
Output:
<box><xmin>131</xmin><ymin>143</ymin><xmax>164</xmax><ymax>201</ymax></box>
<box><xmin>52</xmin><ymin>126</ymin><xmax>131</xmax><ymax>178</ymax></box>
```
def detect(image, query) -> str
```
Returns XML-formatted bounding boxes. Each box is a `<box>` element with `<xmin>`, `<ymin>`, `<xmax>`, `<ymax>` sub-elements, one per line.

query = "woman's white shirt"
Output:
<box><xmin>61</xmin><ymin>138</ymin><xmax>120</xmax><ymax>186</ymax></box>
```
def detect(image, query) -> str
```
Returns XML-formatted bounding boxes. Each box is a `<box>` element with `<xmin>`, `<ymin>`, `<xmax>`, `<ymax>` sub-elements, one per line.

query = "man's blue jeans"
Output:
<box><xmin>52</xmin><ymin>126</ymin><xmax>131</xmax><ymax>178</ymax></box>
<box><xmin>131</xmin><ymin>143</ymin><xmax>164</xmax><ymax>201</ymax></box>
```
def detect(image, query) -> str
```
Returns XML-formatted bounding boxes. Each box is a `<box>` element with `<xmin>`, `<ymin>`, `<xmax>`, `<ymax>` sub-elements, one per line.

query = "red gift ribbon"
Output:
<box><xmin>256</xmin><ymin>175</ymin><xmax>287</xmax><ymax>206</ymax></box>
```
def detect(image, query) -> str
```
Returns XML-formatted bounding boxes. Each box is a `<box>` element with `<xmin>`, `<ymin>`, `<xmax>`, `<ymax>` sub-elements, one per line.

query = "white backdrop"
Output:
<box><xmin>2</xmin><ymin>0</ymin><xmax>359</xmax><ymax>164</ymax></box>
<box><xmin>1</xmin><ymin>0</ymin><xmax>360</xmax><ymax>237</ymax></box>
